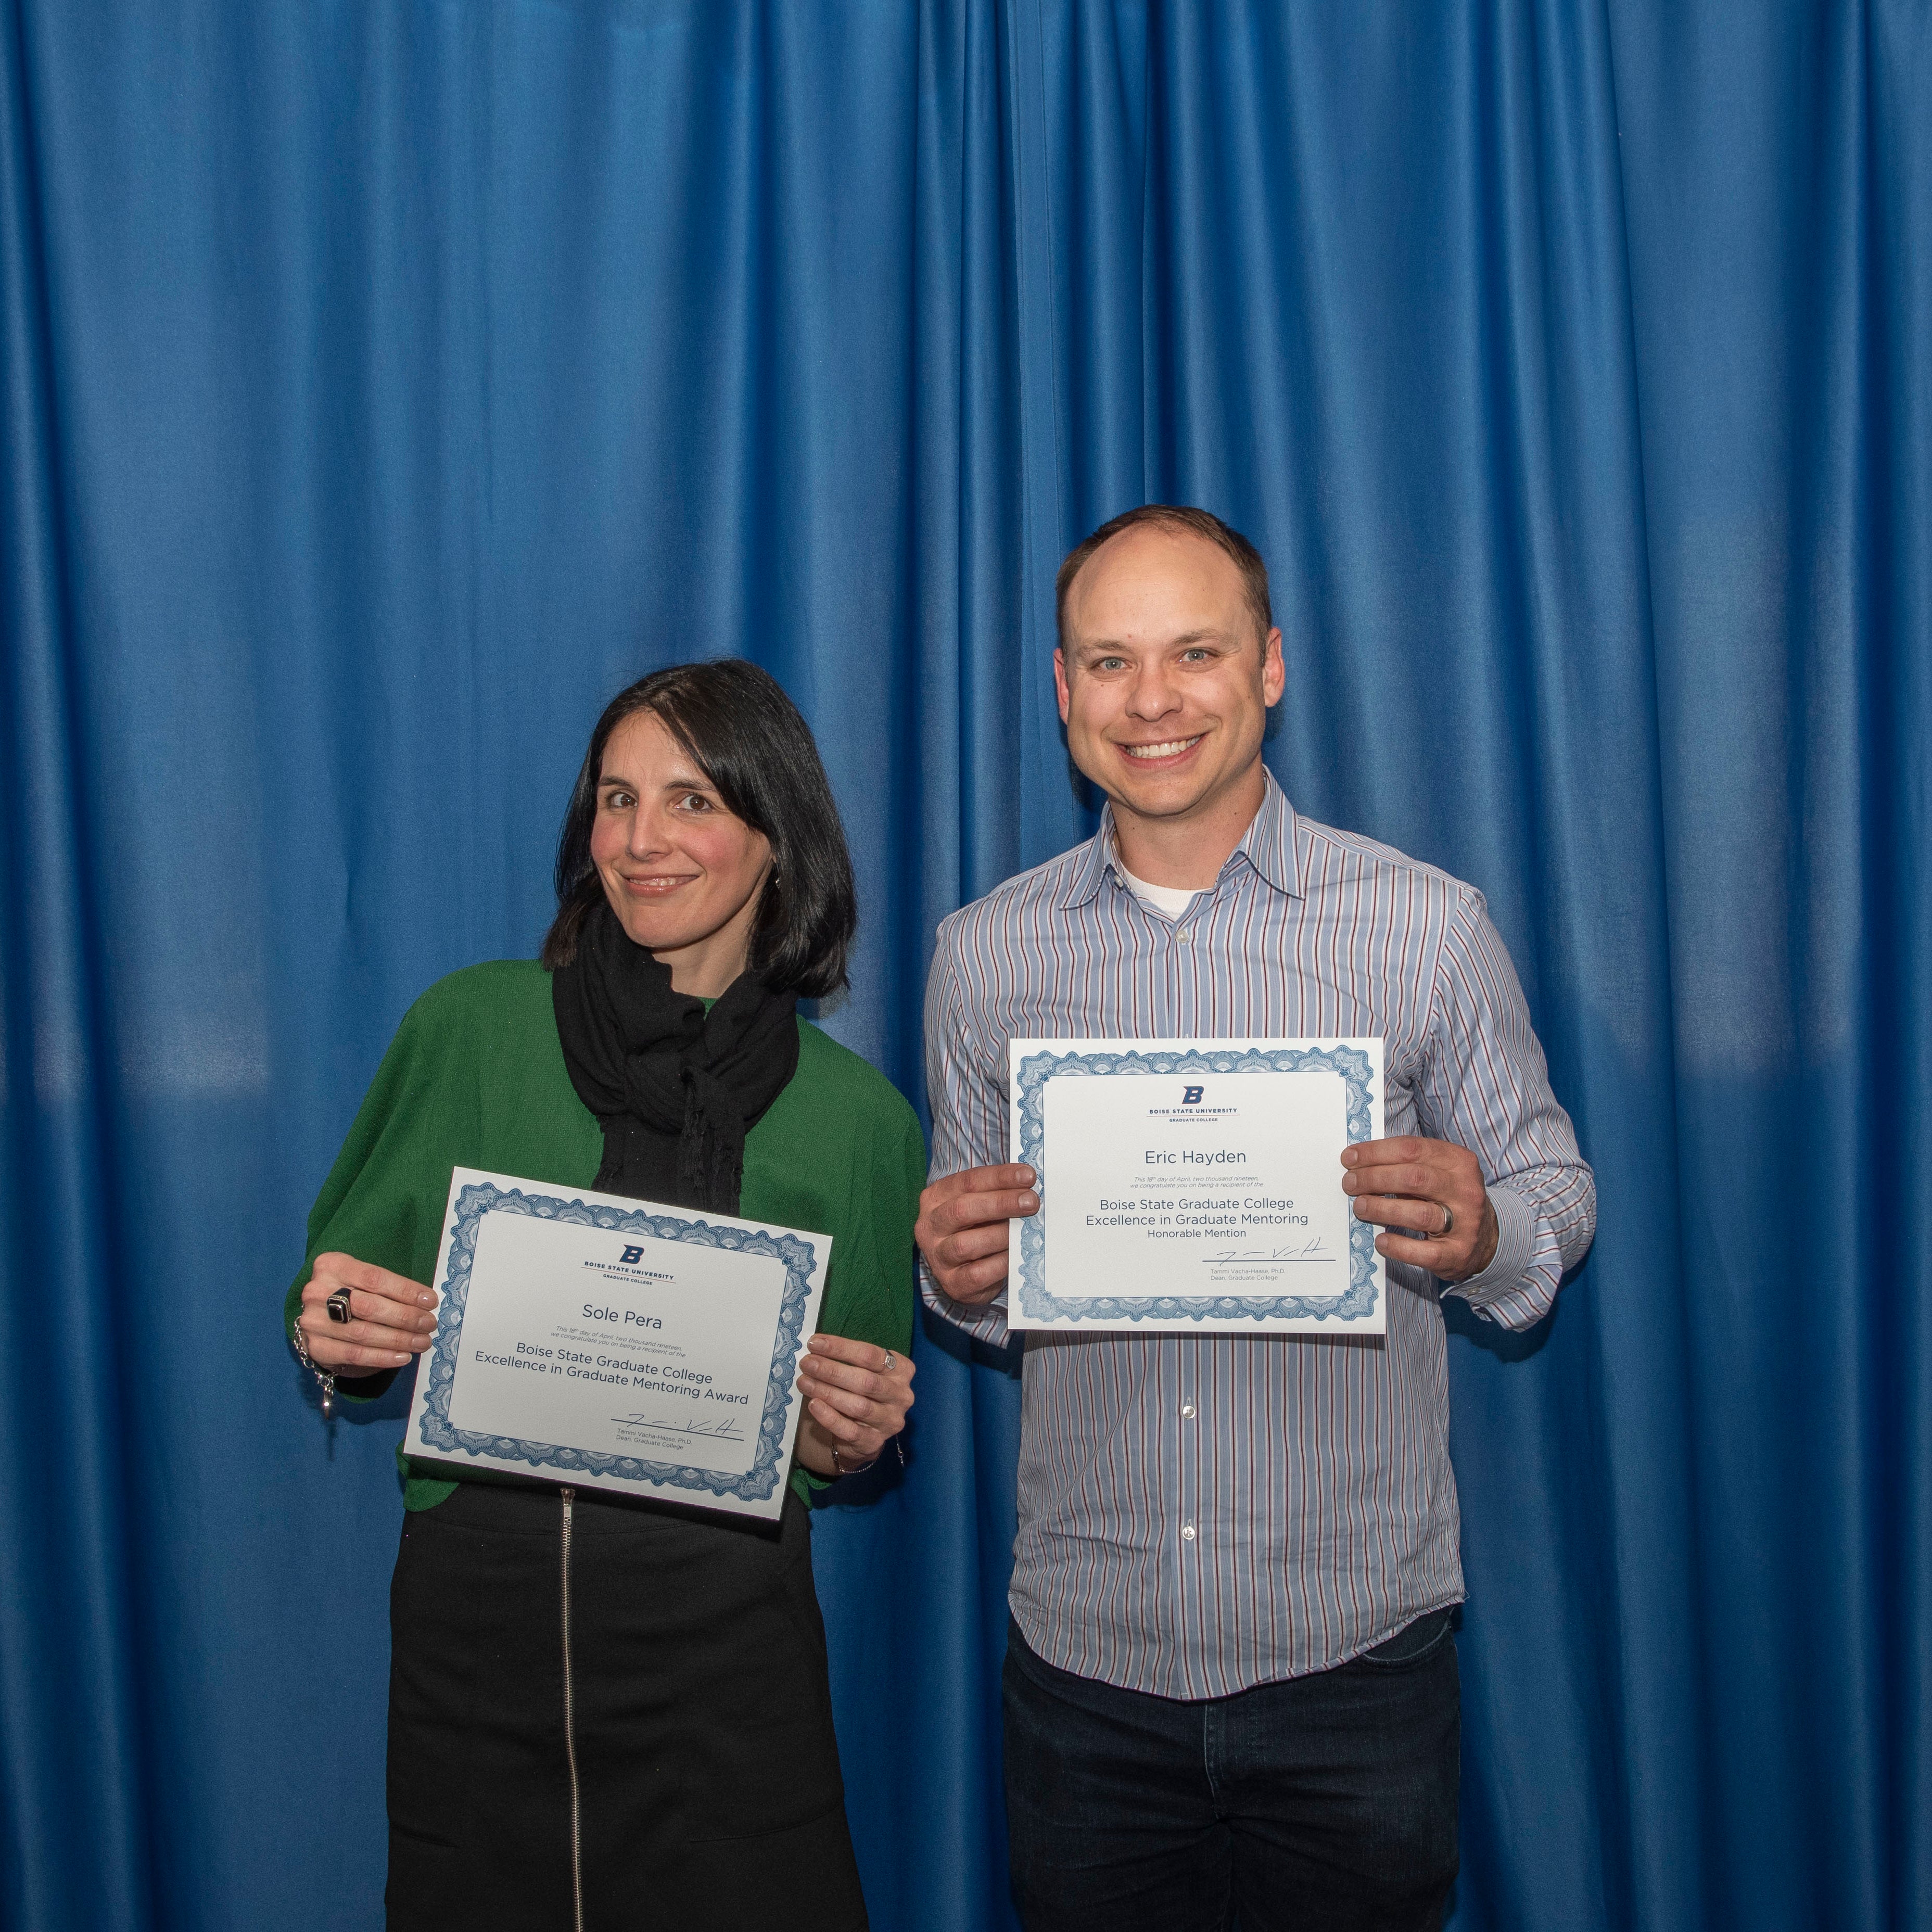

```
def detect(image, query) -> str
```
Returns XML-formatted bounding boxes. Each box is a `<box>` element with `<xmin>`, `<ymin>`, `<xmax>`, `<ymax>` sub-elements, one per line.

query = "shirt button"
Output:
<box><xmin>1181</xmin><ymin>1402</ymin><xmax>1197</xmax><ymax>1419</ymax></box>
<box><xmin>1176</xmin><ymin>929</ymin><xmax>1191</xmax><ymax>941</ymax></box>
<box><xmin>1181</xmin><ymin>1523</ymin><xmax>1197</xmax><ymax>1543</ymax></box>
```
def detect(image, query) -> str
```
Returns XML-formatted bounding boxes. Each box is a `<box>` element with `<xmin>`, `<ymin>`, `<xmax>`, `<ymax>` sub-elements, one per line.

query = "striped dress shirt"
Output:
<box><xmin>922</xmin><ymin>772</ymin><xmax>1595</xmax><ymax>1699</ymax></box>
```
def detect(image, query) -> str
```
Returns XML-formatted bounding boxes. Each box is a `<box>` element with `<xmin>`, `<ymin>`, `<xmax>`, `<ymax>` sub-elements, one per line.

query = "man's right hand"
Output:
<box><xmin>297</xmin><ymin>1252</ymin><xmax>438</xmax><ymax>1377</ymax></box>
<box><xmin>915</xmin><ymin>1164</ymin><xmax>1039</xmax><ymax>1306</ymax></box>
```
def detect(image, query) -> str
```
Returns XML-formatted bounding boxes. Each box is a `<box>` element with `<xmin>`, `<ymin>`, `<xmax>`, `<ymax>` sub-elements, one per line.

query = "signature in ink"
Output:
<box><xmin>612</xmin><ymin>1414</ymin><xmax>746</xmax><ymax>1441</ymax></box>
<box><xmin>1201</xmin><ymin>1237</ymin><xmax>1335</xmax><ymax>1264</ymax></box>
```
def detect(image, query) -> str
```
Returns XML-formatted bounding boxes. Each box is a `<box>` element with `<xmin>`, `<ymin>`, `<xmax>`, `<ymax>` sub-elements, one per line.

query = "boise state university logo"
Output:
<box><xmin>618</xmin><ymin>1244</ymin><xmax>645</xmax><ymax>1264</ymax></box>
<box><xmin>1181</xmin><ymin>1085</ymin><xmax>1204</xmax><ymax>1104</ymax></box>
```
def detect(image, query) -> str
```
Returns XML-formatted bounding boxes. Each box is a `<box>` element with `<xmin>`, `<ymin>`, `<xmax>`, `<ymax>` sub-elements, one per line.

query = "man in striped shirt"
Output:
<box><xmin>916</xmin><ymin>505</ymin><xmax>1595</xmax><ymax>1931</ymax></box>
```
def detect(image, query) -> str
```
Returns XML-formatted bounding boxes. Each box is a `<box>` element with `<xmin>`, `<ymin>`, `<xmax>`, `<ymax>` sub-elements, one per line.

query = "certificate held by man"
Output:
<box><xmin>403</xmin><ymin>1166</ymin><xmax>831</xmax><ymax>1519</ymax></box>
<box><xmin>1007</xmin><ymin>1037</ymin><xmax>1386</xmax><ymax>1333</ymax></box>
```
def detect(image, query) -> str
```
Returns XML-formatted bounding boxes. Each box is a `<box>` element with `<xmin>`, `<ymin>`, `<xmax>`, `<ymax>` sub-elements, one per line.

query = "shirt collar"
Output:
<box><xmin>1055</xmin><ymin>767</ymin><xmax>1305</xmax><ymax>909</ymax></box>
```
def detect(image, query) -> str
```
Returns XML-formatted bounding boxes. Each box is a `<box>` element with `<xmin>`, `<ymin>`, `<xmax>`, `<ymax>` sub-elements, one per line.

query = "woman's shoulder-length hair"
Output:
<box><xmin>540</xmin><ymin>659</ymin><xmax>857</xmax><ymax>1000</ymax></box>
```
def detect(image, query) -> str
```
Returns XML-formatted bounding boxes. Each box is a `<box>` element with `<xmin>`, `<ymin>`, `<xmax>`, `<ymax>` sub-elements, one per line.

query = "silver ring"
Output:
<box><xmin>325</xmin><ymin>1288</ymin><xmax>353</xmax><ymax>1324</ymax></box>
<box><xmin>1435</xmin><ymin>1205</ymin><xmax>1455</xmax><ymax>1240</ymax></box>
<box><xmin>880</xmin><ymin>1350</ymin><xmax>895</xmax><ymax>1373</ymax></box>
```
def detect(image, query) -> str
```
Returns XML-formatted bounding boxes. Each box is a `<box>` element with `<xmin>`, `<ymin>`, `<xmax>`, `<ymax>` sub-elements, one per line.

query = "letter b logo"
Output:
<box><xmin>1181</xmin><ymin>1085</ymin><xmax>1204</xmax><ymax>1105</ymax></box>
<box><xmin>618</xmin><ymin>1244</ymin><xmax>644</xmax><ymax>1265</ymax></box>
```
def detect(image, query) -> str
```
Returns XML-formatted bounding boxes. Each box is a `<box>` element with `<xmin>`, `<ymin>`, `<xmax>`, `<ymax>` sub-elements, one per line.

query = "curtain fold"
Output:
<box><xmin>1</xmin><ymin>4</ymin><xmax>1925</xmax><ymax>1929</ymax></box>
<box><xmin>2</xmin><ymin>12</ymin><xmax>155</xmax><ymax>1929</ymax></box>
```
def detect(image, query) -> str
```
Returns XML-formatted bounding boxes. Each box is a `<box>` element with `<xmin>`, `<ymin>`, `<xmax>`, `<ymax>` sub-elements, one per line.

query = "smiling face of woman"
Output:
<box><xmin>589</xmin><ymin>709</ymin><xmax>774</xmax><ymax>996</ymax></box>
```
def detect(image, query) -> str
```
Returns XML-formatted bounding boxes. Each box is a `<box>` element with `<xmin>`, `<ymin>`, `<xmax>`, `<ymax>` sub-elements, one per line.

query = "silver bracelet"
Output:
<box><xmin>290</xmin><ymin>1315</ymin><xmax>337</xmax><ymax>1421</ymax></box>
<box><xmin>831</xmin><ymin>1434</ymin><xmax>905</xmax><ymax>1479</ymax></box>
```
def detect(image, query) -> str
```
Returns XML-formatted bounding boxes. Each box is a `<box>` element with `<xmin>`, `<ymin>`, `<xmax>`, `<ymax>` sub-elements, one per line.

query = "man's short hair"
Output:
<box><xmin>1055</xmin><ymin>504</ymin><xmax>1274</xmax><ymax>654</ymax></box>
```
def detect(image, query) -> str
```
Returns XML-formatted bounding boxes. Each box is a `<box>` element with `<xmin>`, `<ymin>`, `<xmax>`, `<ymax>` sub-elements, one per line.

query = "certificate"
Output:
<box><xmin>1007</xmin><ymin>1038</ymin><xmax>1385</xmax><ymax>1333</ymax></box>
<box><xmin>403</xmin><ymin>1167</ymin><xmax>831</xmax><ymax>1519</ymax></box>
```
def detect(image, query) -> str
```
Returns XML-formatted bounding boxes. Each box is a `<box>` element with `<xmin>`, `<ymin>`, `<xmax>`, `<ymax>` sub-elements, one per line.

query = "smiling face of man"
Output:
<box><xmin>1054</xmin><ymin>523</ymin><xmax>1285</xmax><ymax>881</ymax></box>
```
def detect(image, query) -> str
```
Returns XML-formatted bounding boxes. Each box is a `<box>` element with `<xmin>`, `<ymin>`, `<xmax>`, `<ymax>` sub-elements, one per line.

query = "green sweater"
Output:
<box><xmin>285</xmin><ymin>960</ymin><xmax>925</xmax><ymax>1510</ymax></box>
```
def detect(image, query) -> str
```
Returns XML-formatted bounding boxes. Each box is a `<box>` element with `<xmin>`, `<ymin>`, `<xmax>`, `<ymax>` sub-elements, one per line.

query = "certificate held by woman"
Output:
<box><xmin>404</xmin><ymin>1165</ymin><xmax>831</xmax><ymax>1518</ymax></box>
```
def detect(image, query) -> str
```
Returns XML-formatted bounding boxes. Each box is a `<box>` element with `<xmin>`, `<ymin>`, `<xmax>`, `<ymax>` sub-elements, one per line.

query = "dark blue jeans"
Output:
<box><xmin>1002</xmin><ymin>1611</ymin><xmax>1459</xmax><ymax>1932</ymax></box>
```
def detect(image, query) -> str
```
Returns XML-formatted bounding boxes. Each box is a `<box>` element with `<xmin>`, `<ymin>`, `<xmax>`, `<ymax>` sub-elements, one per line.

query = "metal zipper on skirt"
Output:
<box><xmin>561</xmin><ymin>1488</ymin><xmax>584</xmax><ymax>1932</ymax></box>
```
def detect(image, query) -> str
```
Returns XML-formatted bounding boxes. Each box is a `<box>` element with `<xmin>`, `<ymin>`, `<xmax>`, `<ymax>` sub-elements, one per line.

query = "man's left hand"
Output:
<box><xmin>1341</xmin><ymin>1136</ymin><xmax>1499</xmax><ymax>1283</ymax></box>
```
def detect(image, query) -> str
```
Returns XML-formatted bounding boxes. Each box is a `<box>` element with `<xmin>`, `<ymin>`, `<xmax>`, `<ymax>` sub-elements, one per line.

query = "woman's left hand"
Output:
<box><xmin>795</xmin><ymin>1333</ymin><xmax>914</xmax><ymax>1475</ymax></box>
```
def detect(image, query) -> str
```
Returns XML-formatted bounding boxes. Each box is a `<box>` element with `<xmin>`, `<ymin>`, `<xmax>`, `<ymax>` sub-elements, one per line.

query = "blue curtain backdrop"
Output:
<box><xmin>3</xmin><ymin>3</ymin><xmax>1927</xmax><ymax>1928</ymax></box>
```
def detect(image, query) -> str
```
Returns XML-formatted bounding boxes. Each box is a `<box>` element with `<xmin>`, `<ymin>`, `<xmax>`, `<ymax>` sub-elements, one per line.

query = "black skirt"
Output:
<box><xmin>384</xmin><ymin>1479</ymin><xmax>867</xmax><ymax>1931</ymax></box>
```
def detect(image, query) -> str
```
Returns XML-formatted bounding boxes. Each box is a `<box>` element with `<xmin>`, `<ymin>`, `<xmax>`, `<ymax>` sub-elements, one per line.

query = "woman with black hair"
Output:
<box><xmin>285</xmin><ymin>661</ymin><xmax>921</xmax><ymax>1931</ymax></box>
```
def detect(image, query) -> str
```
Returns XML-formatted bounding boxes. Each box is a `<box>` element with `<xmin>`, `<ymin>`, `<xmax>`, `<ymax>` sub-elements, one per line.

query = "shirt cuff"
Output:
<box><xmin>918</xmin><ymin>1255</ymin><xmax>1011</xmax><ymax>1345</ymax></box>
<box><xmin>1447</xmin><ymin>1184</ymin><xmax>1545</xmax><ymax>1326</ymax></box>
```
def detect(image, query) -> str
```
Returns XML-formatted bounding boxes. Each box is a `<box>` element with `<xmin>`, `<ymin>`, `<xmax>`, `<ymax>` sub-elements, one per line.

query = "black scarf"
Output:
<box><xmin>550</xmin><ymin>901</ymin><xmax>800</xmax><ymax>1214</ymax></box>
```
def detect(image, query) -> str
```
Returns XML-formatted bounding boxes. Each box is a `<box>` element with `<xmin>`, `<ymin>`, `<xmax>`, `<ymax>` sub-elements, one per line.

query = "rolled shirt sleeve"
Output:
<box><xmin>1418</xmin><ymin>888</ymin><xmax>1597</xmax><ymax>1329</ymax></box>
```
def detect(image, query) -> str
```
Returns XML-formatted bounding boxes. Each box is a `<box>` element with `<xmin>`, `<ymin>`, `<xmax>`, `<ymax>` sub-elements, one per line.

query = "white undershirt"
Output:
<box><xmin>1117</xmin><ymin>862</ymin><xmax>1204</xmax><ymax>921</ymax></box>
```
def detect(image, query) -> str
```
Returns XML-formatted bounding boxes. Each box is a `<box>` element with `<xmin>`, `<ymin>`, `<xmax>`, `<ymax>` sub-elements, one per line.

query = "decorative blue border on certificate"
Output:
<box><xmin>415</xmin><ymin>1183</ymin><xmax>818</xmax><ymax>1502</ymax></box>
<box><xmin>1013</xmin><ymin>1045</ymin><xmax>1380</xmax><ymax>1325</ymax></box>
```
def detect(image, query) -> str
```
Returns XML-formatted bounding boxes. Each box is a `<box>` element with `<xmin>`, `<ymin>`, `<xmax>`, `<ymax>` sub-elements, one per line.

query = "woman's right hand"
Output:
<box><xmin>297</xmin><ymin>1252</ymin><xmax>438</xmax><ymax>1377</ymax></box>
